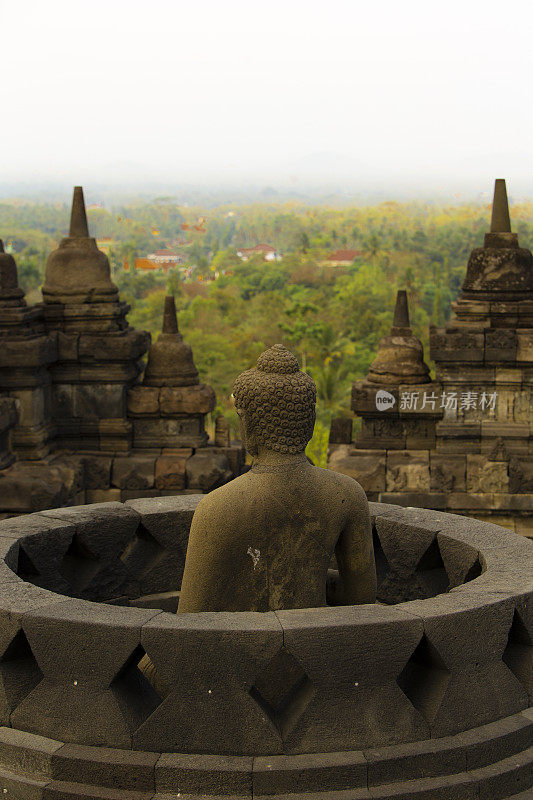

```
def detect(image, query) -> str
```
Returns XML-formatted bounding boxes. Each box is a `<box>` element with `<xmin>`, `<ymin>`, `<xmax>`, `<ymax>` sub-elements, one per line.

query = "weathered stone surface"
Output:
<box><xmin>386</xmin><ymin>451</ymin><xmax>430</xmax><ymax>493</ymax></box>
<box><xmin>143</xmin><ymin>295</ymin><xmax>200</xmax><ymax>387</ymax></box>
<box><xmin>328</xmin><ymin>416</ymin><xmax>353</xmax><ymax>444</ymax></box>
<box><xmin>430</xmin><ymin>454</ymin><xmax>466</xmax><ymax>492</ymax></box>
<box><xmin>111</xmin><ymin>457</ymin><xmax>156</xmax><ymax>490</ymax></box>
<box><xmin>159</xmin><ymin>384</ymin><xmax>216</xmax><ymax>415</ymax></box>
<box><xmin>72</xmin><ymin>384</ymin><xmax>125</xmax><ymax>419</ymax></box>
<box><xmin>185</xmin><ymin>450</ymin><xmax>233</xmax><ymax>492</ymax></box>
<box><xmin>154</xmin><ymin>454</ymin><xmax>189</xmax><ymax>490</ymax></box>
<box><xmin>328</xmin><ymin>445</ymin><xmax>386</xmax><ymax>493</ymax></box>
<box><xmin>82</xmin><ymin>455</ymin><xmax>112</xmax><ymax>490</ymax></box>
<box><xmin>133</xmin><ymin>417</ymin><xmax>207</xmax><ymax>449</ymax></box>
<box><xmin>126</xmin><ymin>386</ymin><xmax>160</xmax><ymax>416</ymax></box>
<box><xmin>466</xmin><ymin>455</ymin><xmax>509</xmax><ymax>493</ymax></box>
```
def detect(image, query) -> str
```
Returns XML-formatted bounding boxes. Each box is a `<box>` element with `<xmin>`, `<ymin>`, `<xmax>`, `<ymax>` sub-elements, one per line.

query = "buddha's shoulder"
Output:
<box><xmin>311</xmin><ymin>465</ymin><xmax>368</xmax><ymax>507</ymax></box>
<box><xmin>191</xmin><ymin>472</ymin><xmax>257</xmax><ymax>522</ymax></box>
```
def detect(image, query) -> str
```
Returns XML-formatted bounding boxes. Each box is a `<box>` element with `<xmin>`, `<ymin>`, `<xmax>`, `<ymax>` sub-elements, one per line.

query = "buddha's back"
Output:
<box><xmin>178</xmin><ymin>457</ymin><xmax>374</xmax><ymax>612</ymax></box>
<box><xmin>176</xmin><ymin>344</ymin><xmax>376</xmax><ymax>614</ymax></box>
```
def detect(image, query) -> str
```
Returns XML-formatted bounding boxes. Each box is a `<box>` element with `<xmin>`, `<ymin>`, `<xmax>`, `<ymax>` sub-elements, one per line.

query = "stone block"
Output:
<box><xmin>134</xmin><ymin>611</ymin><xmax>284</xmax><ymax>754</ymax></box>
<box><xmin>400</xmin><ymin>593</ymin><xmax>527</xmax><ymax>738</ymax></box>
<box><xmin>12</xmin><ymin>600</ymin><xmax>160</xmax><ymax>749</ymax></box>
<box><xmin>404</xmin><ymin>418</ymin><xmax>437</xmax><ymax>449</ymax></box>
<box><xmin>159</xmin><ymin>383</ymin><xmax>216</xmax><ymax>415</ymax></box>
<box><xmin>352</xmin><ymin>383</ymin><xmax>399</xmax><ymax>417</ymax></box>
<box><xmin>56</xmin><ymin>332</ymin><xmax>79</xmax><ymax>361</ymax></box>
<box><xmin>470</xmin><ymin>746</ymin><xmax>533</xmax><ymax>799</ymax></box>
<box><xmin>430</xmin><ymin>330</ymin><xmax>485</xmax><ymax>363</ymax></box>
<box><xmin>78</xmin><ymin>329</ymin><xmax>149</xmax><ymax>361</ymax></box>
<box><xmin>85</xmin><ymin>489</ymin><xmax>122</xmax><ymax>504</ymax></box>
<box><xmin>517</xmin><ymin>330</ymin><xmax>533</xmax><ymax>363</ymax></box>
<box><xmin>513</xmin><ymin>390</ymin><xmax>532</xmax><ymax>423</ymax></box>
<box><xmin>430</xmin><ymin>454</ymin><xmax>466</xmax><ymax>492</ymax></box>
<box><xmin>466</xmin><ymin>455</ymin><xmax>509</xmax><ymax>493</ymax></box>
<box><xmin>156</xmin><ymin>752</ymin><xmax>253</xmax><ymax>796</ymax></box>
<box><xmin>155</xmin><ymin>454</ymin><xmax>188</xmax><ymax>490</ymax></box>
<box><xmin>126</xmin><ymin>385</ymin><xmax>160</xmax><ymax>416</ymax></box>
<box><xmin>82</xmin><ymin>455</ymin><xmax>112</xmax><ymax>490</ymax></box>
<box><xmin>50</xmin><ymin>742</ymin><xmax>159</xmax><ymax>792</ymax></box>
<box><xmin>111</xmin><ymin>457</ymin><xmax>156</xmax><ymax>490</ymax></box>
<box><xmin>329</xmin><ymin>416</ymin><xmax>353</xmax><ymax>444</ymax></box>
<box><xmin>52</xmin><ymin>384</ymin><xmax>74</xmax><ymax>419</ymax></box>
<box><xmin>0</xmin><ymin>727</ymin><xmax>63</xmax><ymax>779</ymax></box>
<box><xmin>328</xmin><ymin>446</ymin><xmax>386</xmax><ymax>493</ymax></box>
<box><xmin>356</xmin><ymin>418</ymin><xmax>405</xmax><ymax>450</ymax></box>
<box><xmin>253</xmin><ymin>750</ymin><xmax>367</xmax><ymax>794</ymax></box>
<box><xmin>133</xmin><ymin>417</ymin><xmax>207</xmax><ymax>449</ymax></box>
<box><xmin>210</xmin><ymin>444</ymin><xmax>245</xmax><ymax>478</ymax></box>
<box><xmin>364</xmin><ymin>737</ymin><xmax>466</xmax><ymax>786</ymax></box>
<box><xmin>274</xmin><ymin>604</ymin><xmax>428</xmax><ymax>753</ymax></box>
<box><xmin>386</xmin><ymin>451</ymin><xmax>430</xmax><ymax>493</ymax></box>
<box><xmin>10</xmin><ymin>387</ymin><xmax>46</xmax><ymax>428</ymax></box>
<box><xmin>186</xmin><ymin>450</ymin><xmax>233</xmax><ymax>492</ymax></box>
<box><xmin>379</xmin><ymin>492</ymin><xmax>447</xmax><ymax>510</ymax></box>
<box><xmin>73</xmin><ymin>384</ymin><xmax>125</xmax><ymax>419</ymax></box>
<box><xmin>124</xmin><ymin>494</ymin><xmax>201</xmax><ymax>594</ymax></box>
<box><xmin>484</xmin><ymin>328</ymin><xmax>518</xmax><ymax>362</ymax></box>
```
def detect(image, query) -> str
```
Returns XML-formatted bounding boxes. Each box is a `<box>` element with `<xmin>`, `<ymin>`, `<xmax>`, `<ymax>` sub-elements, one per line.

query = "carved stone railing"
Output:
<box><xmin>0</xmin><ymin>498</ymin><xmax>531</xmax><ymax>757</ymax></box>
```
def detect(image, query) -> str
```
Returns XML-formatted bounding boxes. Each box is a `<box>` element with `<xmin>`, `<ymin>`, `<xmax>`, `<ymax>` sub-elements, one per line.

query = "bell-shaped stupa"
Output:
<box><xmin>461</xmin><ymin>178</ymin><xmax>533</xmax><ymax>299</ymax></box>
<box><xmin>366</xmin><ymin>290</ymin><xmax>430</xmax><ymax>385</ymax></box>
<box><xmin>42</xmin><ymin>186</ymin><xmax>118</xmax><ymax>304</ymax></box>
<box><xmin>0</xmin><ymin>240</ymin><xmax>25</xmax><ymax>306</ymax></box>
<box><xmin>143</xmin><ymin>296</ymin><xmax>199</xmax><ymax>386</ymax></box>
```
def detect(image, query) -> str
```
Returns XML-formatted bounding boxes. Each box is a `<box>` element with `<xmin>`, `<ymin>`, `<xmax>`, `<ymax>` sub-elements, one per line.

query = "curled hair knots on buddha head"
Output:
<box><xmin>232</xmin><ymin>344</ymin><xmax>316</xmax><ymax>454</ymax></box>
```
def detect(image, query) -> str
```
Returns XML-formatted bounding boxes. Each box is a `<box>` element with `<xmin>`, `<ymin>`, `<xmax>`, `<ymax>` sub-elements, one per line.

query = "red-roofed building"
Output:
<box><xmin>324</xmin><ymin>249</ymin><xmax>363</xmax><ymax>266</ymax></box>
<box><xmin>237</xmin><ymin>244</ymin><xmax>281</xmax><ymax>262</ymax></box>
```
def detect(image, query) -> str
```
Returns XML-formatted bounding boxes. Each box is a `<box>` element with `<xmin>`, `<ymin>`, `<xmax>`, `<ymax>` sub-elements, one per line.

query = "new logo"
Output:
<box><xmin>375</xmin><ymin>390</ymin><xmax>396</xmax><ymax>410</ymax></box>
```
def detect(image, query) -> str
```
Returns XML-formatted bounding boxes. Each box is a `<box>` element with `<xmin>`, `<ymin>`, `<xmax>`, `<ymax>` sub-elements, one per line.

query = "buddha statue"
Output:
<box><xmin>177</xmin><ymin>344</ymin><xmax>376</xmax><ymax>612</ymax></box>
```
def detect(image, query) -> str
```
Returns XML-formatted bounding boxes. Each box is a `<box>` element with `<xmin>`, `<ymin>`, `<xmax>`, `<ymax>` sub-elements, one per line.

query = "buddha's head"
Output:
<box><xmin>232</xmin><ymin>344</ymin><xmax>316</xmax><ymax>456</ymax></box>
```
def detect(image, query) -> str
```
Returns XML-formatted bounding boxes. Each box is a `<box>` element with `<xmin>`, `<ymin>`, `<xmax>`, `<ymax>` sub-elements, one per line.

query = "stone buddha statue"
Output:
<box><xmin>177</xmin><ymin>344</ymin><xmax>376</xmax><ymax>612</ymax></box>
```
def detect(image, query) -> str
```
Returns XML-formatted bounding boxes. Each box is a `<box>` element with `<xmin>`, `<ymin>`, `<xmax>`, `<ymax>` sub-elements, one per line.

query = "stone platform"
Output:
<box><xmin>0</xmin><ymin>499</ymin><xmax>531</xmax><ymax>798</ymax></box>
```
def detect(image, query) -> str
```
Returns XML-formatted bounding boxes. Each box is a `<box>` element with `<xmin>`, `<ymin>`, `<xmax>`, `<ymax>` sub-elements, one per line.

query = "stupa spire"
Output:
<box><xmin>490</xmin><ymin>179</ymin><xmax>511</xmax><ymax>233</ymax></box>
<box><xmin>0</xmin><ymin>239</ymin><xmax>4</xmax><ymax>253</ymax></box>
<box><xmin>392</xmin><ymin>290</ymin><xmax>410</xmax><ymax>329</ymax></box>
<box><xmin>162</xmin><ymin>294</ymin><xmax>180</xmax><ymax>335</ymax></box>
<box><xmin>69</xmin><ymin>186</ymin><xmax>89</xmax><ymax>238</ymax></box>
<box><xmin>142</xmin><ymin>295</ymin><xmax>199</xmax><ymax>386</ymax></box>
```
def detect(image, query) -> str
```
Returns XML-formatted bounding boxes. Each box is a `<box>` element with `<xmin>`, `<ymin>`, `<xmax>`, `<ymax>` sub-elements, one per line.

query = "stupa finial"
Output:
<box><xmin>162</xmin><ymin>295</ymin><xmax>179</xmax><ymax>335</ymax></box>
<box><xmin>69</xmin><ymin>186</ymin><xmax>89</xmax><ymax>238</ymax></box>
<box><xmin>0</xmin><ymin>240</ymin><xmax>4</xmax><ymax>253</ymax></box>
<box><xmin>392</xmin><ymin>290</ymin><xmax>410</xmax><ymax>329</ymax></box>
<box><xmin>490</xmin><ymin>179</ymin><xmax>512</xmax><ymax>233</ymax></box>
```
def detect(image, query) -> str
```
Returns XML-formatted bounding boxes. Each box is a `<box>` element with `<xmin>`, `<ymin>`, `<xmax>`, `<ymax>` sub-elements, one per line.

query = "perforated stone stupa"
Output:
<box><xmin>0</xmin><ymin>187</ymin><xmax>244</xmax><ymax>516</ymax></box>
<box><xmin>328</xmin><ymin>180</ymin><xmax>533</xmax><ymax>538</ymax></box>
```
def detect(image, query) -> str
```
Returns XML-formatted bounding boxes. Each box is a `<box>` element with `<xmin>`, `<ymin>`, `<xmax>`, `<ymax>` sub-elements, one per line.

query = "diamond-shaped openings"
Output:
<box><xmin>463</xmin><ymin>557</ymin><xmax>483</xmax><ymax>585</ymax></box>
<box><xmin>502</xmin><ymin>609</ymin><xmax>532</xmax><ymax>692</ymax></box>
<box><xmin>414</xmin><ymin>539</ymin><xmax>449</xmax><ymax>598</ymax></box>
<box><xmin>16</xmin><ymin>547</ymin><xmax>41</xmax><ymax>583</ymax></box>
<box><xmin>397</xmin><ymin>635</ymin><xmax>451</xmax><ymax>724</ymax></box>
<box><xmin>119</xmin><ymin>524</ymin><xmax>165</xmax><ymax>579</ymax></box>
<box><xmin>0</xmin><ymin>629</ymin><xmax>43</xmax><ymax>720</ymax></box>
<box><xmin>59</xmin><ymin>533</ymin><xmax>100</xmax><ymax>593</ymax></box>
<box><xmin>109</xmin><ymin>645</ymin><xmax>164</xmax><ymax>731</ymax></box>
<box><xmin>373</xmin><ymin>527</ymin><xmax>391</xmax><ymax>588</ymax></box>
<box><xmin>249</xmin><ymin>646</ymin><xmax>314</xmax><ymax>739</ymax></box>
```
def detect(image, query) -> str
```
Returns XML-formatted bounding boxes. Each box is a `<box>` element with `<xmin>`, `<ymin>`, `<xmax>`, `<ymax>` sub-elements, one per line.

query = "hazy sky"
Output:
<box><xmin>1</xmin><ymin>0</ymin><xmax>532</xmax><ymax>194</ymax></box>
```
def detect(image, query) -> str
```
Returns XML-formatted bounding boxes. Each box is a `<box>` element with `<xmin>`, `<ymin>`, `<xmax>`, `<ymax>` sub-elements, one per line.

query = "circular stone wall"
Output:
<box><xmin>0</xmin><ymin>498</ymin><xmax>531</xmax><ymax>798</ymax></box>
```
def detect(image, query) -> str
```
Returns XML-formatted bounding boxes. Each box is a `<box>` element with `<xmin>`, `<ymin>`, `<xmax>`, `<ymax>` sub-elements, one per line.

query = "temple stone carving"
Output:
<box><xmin>328</xmin><ymin>180</ymin><xmax>533</xmax><ymax>538</ymax></box>
<box><xmin>0</xmin><ymin>187</ymin><xmax>244</xmax><ymax>516</ymax></box>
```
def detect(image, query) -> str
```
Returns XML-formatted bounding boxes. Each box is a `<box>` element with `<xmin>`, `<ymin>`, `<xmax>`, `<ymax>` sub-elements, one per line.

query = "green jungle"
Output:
<box><xmin>2</xmin><ymin>197</ymin><xmax>533</xmax><ymax>465</ymax></box>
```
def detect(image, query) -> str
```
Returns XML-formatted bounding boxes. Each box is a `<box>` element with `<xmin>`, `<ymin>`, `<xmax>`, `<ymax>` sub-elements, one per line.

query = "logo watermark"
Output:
<box><xmin>375</xmin><ymin>390</ymin><xmax>396</xmax><ymax>410</ymax></box>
